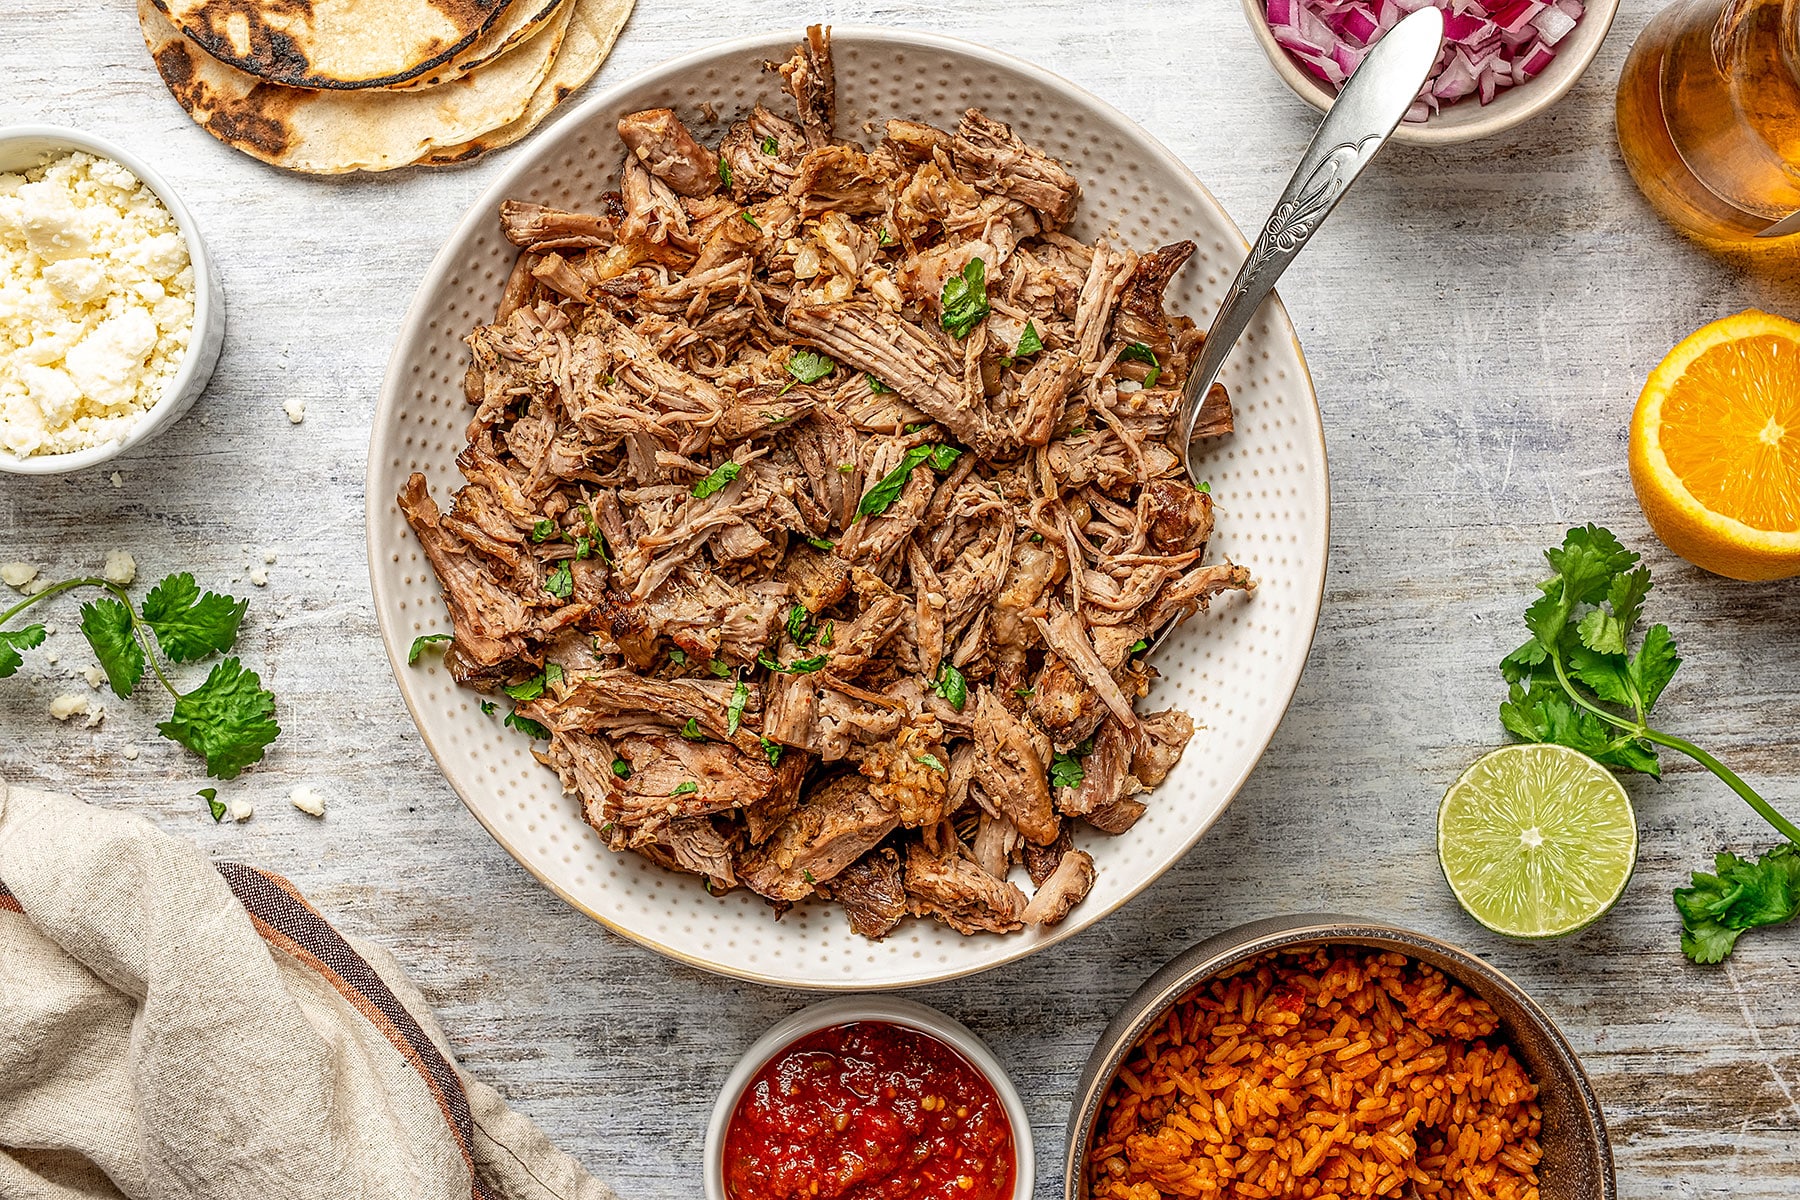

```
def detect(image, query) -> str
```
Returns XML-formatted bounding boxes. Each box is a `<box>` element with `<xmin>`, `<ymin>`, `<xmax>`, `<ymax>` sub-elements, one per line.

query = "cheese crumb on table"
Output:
<box><xmin>81</xmin><ymin>665</ymin><xmax>103</xmax><ymax>689</ymax></box>
<box><xmin>228</xmin><ymin>798</ymin><xmax>253</xmax><ymax>822</ymax></box>
<box><xmin>1</xmin><ymin>562</ymin><xmax>38</xmax><ymax>589</ymax></box>
<box><xmin>0</xmin><ymin>151</ymin><xmax>195</xmax><ymax>457</ymax></box>
<box><xmin>122</xmin><ymin>743</ymin><xmax>140</xmax><ymax>760</ymax></box>
<box><xmin>48</xmin><ymin>693</ymin><xmax>88</xmax><ymax>721</ymax></box>
<box><xmin>109</xmin><ymin>470</ymin><xmax>122</xmax><ymax>487</ymax></box>
<box><xmin>102</xmin><ymin>548</ymin><xmax>135</xmax><ymax>585</ymax></box>
<box><xmin>249</xmin><ymin>567</ymin><xmax>268</xmax><ymax>587</ymax></box>
<box><xmin>290</xmin><ymin>786</ymin><xmax>326</xmax><ymax>817</ymax></box>
<box><xmin>283</xmin><ymin>397</ymin><xmax>305</xmax><ymax>424</ymax></box>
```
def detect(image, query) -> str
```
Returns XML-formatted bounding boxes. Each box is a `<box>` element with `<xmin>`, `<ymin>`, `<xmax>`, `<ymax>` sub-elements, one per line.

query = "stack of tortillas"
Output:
<box><xmin>138</xmin><ymin>0</ymin><xmax>634</xmax><ymax>173</ymax></box>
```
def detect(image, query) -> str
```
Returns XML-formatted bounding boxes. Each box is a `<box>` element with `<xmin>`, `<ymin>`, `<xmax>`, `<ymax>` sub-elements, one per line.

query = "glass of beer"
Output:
<box><xmin>1617</xmin><ymin>0</ymin><xmax>1800</xmax><ymax>242</ymax></box>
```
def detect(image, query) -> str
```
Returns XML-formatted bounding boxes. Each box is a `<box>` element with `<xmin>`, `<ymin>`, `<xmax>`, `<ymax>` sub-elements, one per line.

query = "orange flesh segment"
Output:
<box><xmin>1657</xmin><ymin>333</ymin><xmax>1800</xmax><ymax>534</ymax></box>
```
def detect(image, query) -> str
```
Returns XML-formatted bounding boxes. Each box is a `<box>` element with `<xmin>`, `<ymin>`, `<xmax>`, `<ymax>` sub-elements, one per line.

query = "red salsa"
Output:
<box><xmin>723</xmin><ymin>1020</ymin><xmax>1016</xmax><ymax>1200</ymax></box>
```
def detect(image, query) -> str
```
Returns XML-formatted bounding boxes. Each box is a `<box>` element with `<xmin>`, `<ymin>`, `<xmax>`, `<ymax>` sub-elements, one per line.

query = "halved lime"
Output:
<box><xmin>1438</xmin><ymin>744</ymin><xmax>1638</xmax><ymax>939</ymax></box>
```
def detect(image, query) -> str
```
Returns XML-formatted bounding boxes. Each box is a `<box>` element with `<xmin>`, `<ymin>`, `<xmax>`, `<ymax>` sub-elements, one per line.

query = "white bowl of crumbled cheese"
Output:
<box><xmin>0</xmin><ymin>126</ymin><xmax>224</xmax><ymax>474</ymax></box>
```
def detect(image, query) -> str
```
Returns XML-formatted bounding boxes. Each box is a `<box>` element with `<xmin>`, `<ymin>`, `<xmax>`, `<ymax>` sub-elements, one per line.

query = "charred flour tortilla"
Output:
<box><xmin>420</xmin><ymin>0</ymin><xmax>632</xmax><ymax>163</ymax></box>
<box><xmin>146</xmin><ymin>0</ymin><xmax>512</xmax><ymax>89</ymax></box>
<box><xmin>389</xmin><ymin>0</ymin><xmax>571</xmax><ymax>91</ymax></box>
<box><xmin>140</xmin><ymin>0</ymin><xmax>573</xmax><ymax>173</ymax></box>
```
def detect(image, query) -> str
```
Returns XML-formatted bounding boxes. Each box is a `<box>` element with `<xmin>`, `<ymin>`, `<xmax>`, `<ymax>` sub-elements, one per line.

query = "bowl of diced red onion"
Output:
<box><xmin>1243</xmin><ymin>0</ymin><xmax>1619</xmax><ymax>144</ymax></box>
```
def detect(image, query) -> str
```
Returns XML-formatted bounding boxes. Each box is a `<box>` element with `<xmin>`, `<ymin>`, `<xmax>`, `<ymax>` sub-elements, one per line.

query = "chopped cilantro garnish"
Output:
<box><xmin>785</xmin><ymin>349</ymin><xmax>835</xmax><ymax>385</ymax></box>
<box><xmin>408</xmin><ymin>633</ymin><xmax>453</xmax><ymax>664</ymax></box>
<box><xmin>692</xmin><ymin>461</ymin><xmax>741</xmax><ymax>499</ymax></box>
<box><xmin>1120</xmin><ymin>342</ymin><xmax>1159</xmax><ymax>367</ymax></box>
<box><xmin>727</xmin><ymin>680</ymin><xmax>750</xmax><ymax>736</ymax></box>
<box><xmin>1015</xmin><ymin>322</ymin><xmax>1044</xmax><ymax>358</ymax></box>
<box><xmin>932</xmin><ymin>662</ymin><xmax>967</xmax><ymax>711</ymax></box>
<box><xmin>940</xmin><ymin>257</ymin><xmax>990</xmax><ymax>338</ymax></box>
<box><xmin>544</xmin><ymin>561</ymin><xmax>573</xmax><ymax>600</ymax></box>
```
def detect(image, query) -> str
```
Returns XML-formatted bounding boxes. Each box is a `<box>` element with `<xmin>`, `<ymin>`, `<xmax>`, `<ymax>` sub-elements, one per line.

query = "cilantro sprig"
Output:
<box><xmin>1</xmin><ymin>573</ymin><xmax>278</xmax><ymax>779</ymax></box>
<box><xmin>1500</xmin><ymin>526</ymin><xmax>1800</xmax><ymax>962</ymax></box>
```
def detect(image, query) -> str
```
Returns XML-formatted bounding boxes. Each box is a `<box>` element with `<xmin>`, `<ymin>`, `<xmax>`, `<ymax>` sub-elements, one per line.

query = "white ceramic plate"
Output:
<box><xmin>368</xmin><ymin>27</ymin><xmax>1329</xmax><ymax>990</ymax></box>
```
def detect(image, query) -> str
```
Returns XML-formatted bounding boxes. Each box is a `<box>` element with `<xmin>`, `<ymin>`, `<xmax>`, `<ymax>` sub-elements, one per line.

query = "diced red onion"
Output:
<box><xmin>1263</xmin><ymin>0</ymin><xmax>1583</xmax><ymax>121</ymax></box>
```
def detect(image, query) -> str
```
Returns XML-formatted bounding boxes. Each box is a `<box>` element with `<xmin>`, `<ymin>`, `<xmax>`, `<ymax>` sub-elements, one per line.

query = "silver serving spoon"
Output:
<box><xmin>1178</xmin><ymin>5</ymin><xmax>1446</xmax><ymax>485</ymax></box>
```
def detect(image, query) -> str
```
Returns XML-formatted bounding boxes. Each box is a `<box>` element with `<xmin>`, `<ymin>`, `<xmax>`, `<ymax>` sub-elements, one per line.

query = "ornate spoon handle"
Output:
<box><xmin>1179</xmin><ymin>5</ymin><xmax>1445</xmax><ymax>485</ymax></box>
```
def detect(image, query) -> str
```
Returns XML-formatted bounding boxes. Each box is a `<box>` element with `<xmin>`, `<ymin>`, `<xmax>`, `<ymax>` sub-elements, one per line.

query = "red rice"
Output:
<box><xmin>1086</xmin><ymin>947</ymin><xmax>1542</xmax><ymax>1200</ymax></box>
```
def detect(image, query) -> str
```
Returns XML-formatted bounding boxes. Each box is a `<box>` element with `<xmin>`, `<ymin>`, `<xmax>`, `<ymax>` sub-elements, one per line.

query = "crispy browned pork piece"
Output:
<box><xmin>402</xmin><ymin>24</ymin><xmax>1252</xmax><ymax>940</ymax></box>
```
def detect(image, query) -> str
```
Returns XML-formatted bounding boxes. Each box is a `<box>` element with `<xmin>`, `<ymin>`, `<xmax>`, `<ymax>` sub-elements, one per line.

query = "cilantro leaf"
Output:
<box><xmin>1630</xmin><ymin>624</ymin><xmax>1680</xmax><ymax>713</ymax></box>
<box><xmin>1675</xmin><ymin>845</ymin><xmax>1800</xmax><ymax>963</ymax></box>
<box><xmin>787</xmin><ymin>655</ymin><xmax>828</xmax><ymax>673</ymax></box>
<box><xmin>1049</xmin><ymin>748</ymin><xmax>1086</xmax><ymax>790</ymax></box>
<box><xmin>866</xmin><ymin>374</ymin><xmax>891</xmax><ymax>394</ymax></box>
<box><xmin>940</xmin><ymin>257</ymin><xmax>989</xmax><ymax>338</ymax></box>
<box><xmin>786</xmin><ymin>603</ymin><xmax>817</xmax><ymax>647</ymax></box>
<box><xmin>917</xmin><ymin>752</ymin><xmax>946</xmax><ymax>773</ymax></box>
<box><xmin>786</xmin><ymin>349</ymin><xmax>835</xmax><ymax>385</ymax></box>
<box><xmin>544</xmin><ymin>561</ymin><xmax>573</xmax><ymax>600</ymax></box>
<box><xmin>932</xmin><ymin>662</ymin><xmax>967</xmax><ymax>712</ymax></box>
<box><xmin>408</xmin><ymin>633</ymin><xmax>453</xmax><ymax>665</ymax></box>
<box><xmin>668</xmin><ymin>648</ymin><xmax>688</xmax><ymax>666</ymax></box>
<box><xmin>927</xmin><ymin>444</ymin><xmax>962</xmax><ymax>473</ymax></box>
<box><xmin>692</xmin><ymin>461</ymin><xmax>741</xmax><ymax>499</ymax></box>
<box><xmin>760</xmin><ymin>135</ymin><xmax>779</xmax><ymax>155</ymax></box>
<box><xmin>857</xmin><ymin>442</ymin><xmax>962</xmax><ymax>520</ymax></box>
<box><xmin>531</xmin><ymin>519</ymin><xmax>556</xmax><ymax>543</ymax></box>
<box><xmin>671</xmin><ymin>781</ymin><xmax>699</xmax><ymax>797</ymax></box>
<box><xmin>1577</xmin><ymin>567</ymin><xmax>1653</xmax><ymax>655</ymax></box>
<box><xmin>611</xmin><ymin>757</ymin><xmax>632</xmax><ymax>780</ymax></box>
<box><xmin>504</xmin><ymin>710</ymin><xmax>551</xmax><ymax>739</ymax></box>
<box><xmin>1015</xmin><ymin>322</ymin><xmax>1043</xmax><ymax>358</ymax></box>
<box><xmin>140</xmin><ymin>574</ymin><xmax>248</xmax><ymax>663</ymax></box>
<box><xmin>80</xmin><ymin>599</ymin><xmax>145</xmax><ymax>697</ymax></box>
<box><xmin>727</xmin><ymin>680</ymin><xmax>749</xmax><ymax>737</ymax></box>
<box><xmin>806</xmin><ymin>536</ymin><xmax>836</xmax><ymax>551</ymax></box>
<box><xmin>707</xmin><ymin>659</ymin><xmax>733</xmax><ymax>678</ymax></box>
<box><xmin>157</xmin><ymin>659</ymin><xmax>279</xmax><ymax>780</ymax></box>
<box><xmin>680</xmin><ymin>717</ymin><xmax>709</xmax><ymax>742</ymax></box>
<box><xmin>1120</xmin><ymin>342</ymin><xmax>1159</xmax><ymax>367</ymax></box>
<box><xmin>0</xmin><ymin>625</ymin><xmax>47</xmax><ymax>679</ymax></box>
<box><xmin>760</xmin><ymin>737</ymin><xmax>784</xmax><ymax>766</ymax></box>
<box><xmin>741</xmin><ymin>211</ymin><xmax>761</xmax><ymax>230</ymax></box>
<box><xmin>718</xmin><ymin>155</ymin><xmax>733</xmax><ymax>188</ymax></box>
<box><xmin>504</xmin><ymin>670</ymin><xmax>549</xmax><ymax>702</ymax></box>
<box><xmin>199</xmin><ymin>787</ymin><xmax>225</xmax><ymax>823</ymax></box>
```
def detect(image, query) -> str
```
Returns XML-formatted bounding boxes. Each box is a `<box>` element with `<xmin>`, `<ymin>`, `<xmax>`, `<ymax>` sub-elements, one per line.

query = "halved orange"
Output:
<box><xmin>1629</xmin><ymin>310</ymin><xmax>1800</xmax><ymax>581</ymax></box>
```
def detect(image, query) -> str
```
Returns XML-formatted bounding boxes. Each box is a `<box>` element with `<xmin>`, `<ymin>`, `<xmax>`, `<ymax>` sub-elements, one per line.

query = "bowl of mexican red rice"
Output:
<box><xmin>1065</xmin><ymin>915</ymin><xmax>1614</xmax><ymax>1200</ymax></box>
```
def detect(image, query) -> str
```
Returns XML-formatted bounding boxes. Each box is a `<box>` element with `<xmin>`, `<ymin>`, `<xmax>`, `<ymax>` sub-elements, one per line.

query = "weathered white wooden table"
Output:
<box><xmin>4</xmin><ymin>1</ymin><xmax>1798</xmax><ymax>1195</ymax></box>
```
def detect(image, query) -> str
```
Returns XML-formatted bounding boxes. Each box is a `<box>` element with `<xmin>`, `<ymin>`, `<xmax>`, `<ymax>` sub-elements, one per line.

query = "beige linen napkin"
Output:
<box><xmin>0</xmin><ymin>779</ymin><xmax>619</xmax><ymax>1200</ymax></box>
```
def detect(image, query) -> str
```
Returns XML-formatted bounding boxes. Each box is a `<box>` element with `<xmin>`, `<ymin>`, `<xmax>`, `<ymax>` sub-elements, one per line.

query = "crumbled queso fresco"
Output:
<box><xmin>0</xmin><ymin>151</ymin><xmax>194</xmax><ymax>457</ymax></box>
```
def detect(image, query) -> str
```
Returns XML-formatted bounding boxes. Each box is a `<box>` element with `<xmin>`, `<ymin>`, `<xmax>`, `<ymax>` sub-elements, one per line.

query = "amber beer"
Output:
<box><xmin>1617</xmin><ymin>0</ymin><xmax>1800</xmax><ymax>242</ymax></box>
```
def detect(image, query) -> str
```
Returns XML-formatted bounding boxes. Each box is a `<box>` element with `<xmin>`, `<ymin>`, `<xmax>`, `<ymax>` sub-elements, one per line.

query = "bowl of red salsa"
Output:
<box><xmin>706</xmin><ymin>998</ymin><xmax>1033</xmax><ymax>1200</ymax></box>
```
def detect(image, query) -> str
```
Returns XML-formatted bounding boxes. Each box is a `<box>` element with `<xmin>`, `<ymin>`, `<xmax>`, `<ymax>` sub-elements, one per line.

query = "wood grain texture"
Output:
<box><xmin>2</xmin><ymin>1</ymin><xmax>1798</xmax><ymax>1196</ymax></box>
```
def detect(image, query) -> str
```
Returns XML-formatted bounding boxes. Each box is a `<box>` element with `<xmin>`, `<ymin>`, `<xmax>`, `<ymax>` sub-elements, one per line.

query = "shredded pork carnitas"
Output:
<box><xmin>400</xmin><ymin>26</ymin><xmax>1251</xmax><ymax>939</ymax></box>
